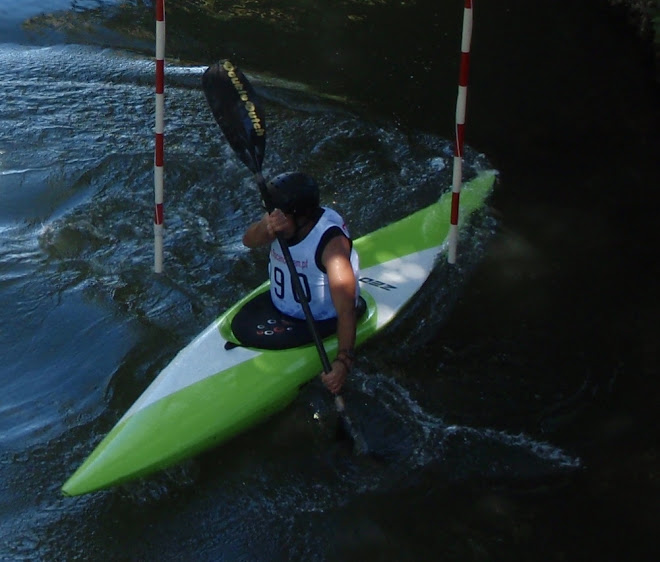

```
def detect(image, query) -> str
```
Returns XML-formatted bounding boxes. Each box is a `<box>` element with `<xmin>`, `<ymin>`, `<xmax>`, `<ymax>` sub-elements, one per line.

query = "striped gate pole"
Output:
<box><xmin>154</xmin><ymin>0</ymin><xmax>166</xmax><ymax>273</ymax></box>
<box><xmin>447</xmin><ymin>0</ymin><xmax>473</xmax><ymax>264</ymax></box>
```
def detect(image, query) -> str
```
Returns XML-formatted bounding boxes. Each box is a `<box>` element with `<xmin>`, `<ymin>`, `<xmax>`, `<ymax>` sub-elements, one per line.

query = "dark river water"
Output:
<box><xmin>1</xmin><ymin>1</ymin><xmax>658</xmax><ymax>560</ymax></box>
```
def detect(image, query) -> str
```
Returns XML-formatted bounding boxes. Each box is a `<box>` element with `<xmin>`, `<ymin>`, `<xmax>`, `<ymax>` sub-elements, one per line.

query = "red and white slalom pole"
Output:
<box><xmin>447</xmin><ymin>0</ymin><xmax>473</xmax><ymax>264</ymax></box>
<box><xmin>153</xmin><ymin>0</ymin><xmax>166</xmax><ymax>273</ymax></box>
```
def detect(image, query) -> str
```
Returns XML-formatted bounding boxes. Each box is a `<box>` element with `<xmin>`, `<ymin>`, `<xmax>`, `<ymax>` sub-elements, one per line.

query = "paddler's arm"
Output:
<box><xmin>320</xmin><ymin>235</ymin><xmax>357</xmax><ymax>394</ymax></box>
<box><xmin>242</xmin><ymin>209</ymin><xmax>293</xmax><ymax>248</ymax></box>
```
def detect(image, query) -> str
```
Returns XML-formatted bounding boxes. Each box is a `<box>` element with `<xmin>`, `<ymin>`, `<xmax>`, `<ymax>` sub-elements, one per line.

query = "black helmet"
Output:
<box><xmin>265</xmin><ymin>172</ymin><xmax>319</xmax><ymax>216</ymax></box>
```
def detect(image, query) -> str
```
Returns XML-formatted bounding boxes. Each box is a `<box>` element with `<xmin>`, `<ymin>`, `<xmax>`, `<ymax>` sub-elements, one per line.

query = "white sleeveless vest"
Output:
<box><xmin>269</xmin><ymin>208</ymin><xmax>360</xmax><ymax>320</ymax></box>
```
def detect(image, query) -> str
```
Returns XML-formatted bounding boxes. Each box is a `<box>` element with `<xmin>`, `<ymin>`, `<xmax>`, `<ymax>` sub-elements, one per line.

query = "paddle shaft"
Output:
<box><xmin>275</xmin><ymin>233</ymin><xmax>333</xmax><ymax>375</ymax></box>
<box><xmin>255</xmin><ymin>179</ymin><xmax>353</xmax><ymax>428</ymax></box>
<box><xmin>254</xmin><ymin>172</ymin><xmax>333</xmax><ymax>374</ymax></box>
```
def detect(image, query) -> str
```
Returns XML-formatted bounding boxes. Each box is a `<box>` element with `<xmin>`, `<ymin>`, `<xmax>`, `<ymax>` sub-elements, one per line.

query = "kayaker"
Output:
<box><xmin>243</xmin><ymin>171</ymin><xmax>359</xmax><ymax>394</ymax></box>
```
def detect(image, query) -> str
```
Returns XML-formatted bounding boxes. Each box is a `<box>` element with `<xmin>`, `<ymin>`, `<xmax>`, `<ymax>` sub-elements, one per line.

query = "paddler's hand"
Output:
<box><xmin>321</xmin><ymin>359</ymin><xmax>349</xmax><ymax>395</ymax></box>
<box><xmin>266</xmin><ymin>208</ymin><xmax>295</xmax><ymax>240</ymax></box>
<box><xmin>243</xmin><ymin>209</ymin><xmax>294</xmax><ymax>247</ymax></box>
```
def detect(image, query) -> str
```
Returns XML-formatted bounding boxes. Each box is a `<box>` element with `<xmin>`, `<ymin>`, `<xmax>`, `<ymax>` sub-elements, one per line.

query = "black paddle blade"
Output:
<box><xmin>202</xmin><ymin>60</ymin><xmax>266</xmax><ymax>174</ymax></box>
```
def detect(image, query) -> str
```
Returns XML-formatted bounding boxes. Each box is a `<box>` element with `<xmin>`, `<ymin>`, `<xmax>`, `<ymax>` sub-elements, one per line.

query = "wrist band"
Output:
<box><xmin>333</xmin><ymin>357</ymin><xmax>351</xmax><ymax>372</ymax></box>
<box><xmin>337</xmin><ymin>348</ymin><xmax>355</xmax><ymax>361</ymax></box>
